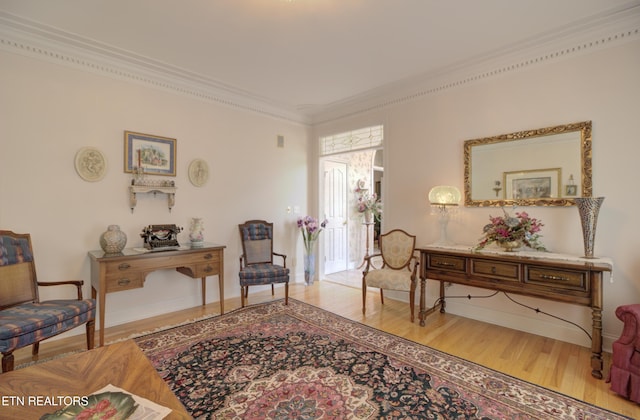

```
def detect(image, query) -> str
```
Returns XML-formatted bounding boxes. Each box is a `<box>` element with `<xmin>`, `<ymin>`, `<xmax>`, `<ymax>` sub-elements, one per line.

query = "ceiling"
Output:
<box><xmin>0</xmin><ymin>0</ymin><xmax>638</xmax><ymax>122</ymax></box>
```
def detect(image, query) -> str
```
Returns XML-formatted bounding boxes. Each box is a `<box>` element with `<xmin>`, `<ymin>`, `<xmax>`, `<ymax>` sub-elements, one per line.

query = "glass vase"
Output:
<box><xmin>189</xmin><ymin>217</ymin><xmax>204</xmax><ymax>243</ymax></box>
<box><xmin>364</xmin><ymin>210</ymin><xmax>373</xmax><ymax>224</ymax></box>
<box><xmin>304</xmin><ymin>240</ymin><xmax>317</xmax><ymax>286</ymax></box>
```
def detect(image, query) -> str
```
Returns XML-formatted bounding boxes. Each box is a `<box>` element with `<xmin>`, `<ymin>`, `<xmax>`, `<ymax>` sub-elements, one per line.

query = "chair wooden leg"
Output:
<box><xmin>2</xmin><ymin>352</ymin><xmax>14</xmax><ymax>373</ymax></box>
<box><xmin>32</xmin><ymin>342</ymin><xmax>39</xmax><ymax>356</ymax></box>
<box><xmin>271</xmin><ymin>284</ymin><xmax>275</xmax><ymax>296</ymax></box>
<box><xmin>284</xmin><ymin>283</ymin><xmax>289</xmax><ymax>305</ymax></box>
<box><xmin>241</xmin><ymin>286</ymin><xmax>246</xmax><ymax>307</ymax></box>
<box><xmin>86</xmin><ymin>319</ymin><xmax>95</xmax><ymax>350</ymax></box>
<box><xmin>380</xmin><ymin>289</ymin><xmax>384</xmax><ymax>304</ymax></box>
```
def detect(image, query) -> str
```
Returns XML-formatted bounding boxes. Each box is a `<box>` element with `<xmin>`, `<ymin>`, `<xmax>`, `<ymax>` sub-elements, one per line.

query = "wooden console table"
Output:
<box><xmin>89</xmin><ymin>243</ymin><xmax>225</xmax><ymax>346</ymax></box>
<box><xmin>416</xmin><ymin>246</ymin><xmax>612</xmax><ymax>379</ymax></box>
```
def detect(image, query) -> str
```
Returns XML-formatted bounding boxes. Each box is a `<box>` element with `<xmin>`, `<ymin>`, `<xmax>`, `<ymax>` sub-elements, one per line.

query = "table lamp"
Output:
<box><xmin>429</xmin><ymin>185</ymin><xmax>461</xmax><ymax>245</ymax></box>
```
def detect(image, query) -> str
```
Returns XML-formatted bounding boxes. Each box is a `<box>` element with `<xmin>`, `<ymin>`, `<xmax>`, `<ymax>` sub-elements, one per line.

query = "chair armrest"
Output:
<box><xmin>273</xmin><ymin>252</ymin><xmax>287</xmax><ymax>268</ymax></box>
<box><xmin>239</xmin><ymin>254</ymin><xmax>245</xmax><ymax>269</ymax></box>
<box><xmin>614</xmin><ymin>304</ymin><xmax>640</xmax><ymax>346</ymax></box>
<box><xmin>37</xmin><ymin>280</ymin><xmax>85</xmax><ymax>300</ymax></box>
<box><xmin>363</xmin><ymin>253</ymin><xmax>383</xmax><ymax>273</ymax></box>
<box><xmin>410</xmin><ymin>255</ymin><xmax>420</xmax><ymax>277</ymax></box>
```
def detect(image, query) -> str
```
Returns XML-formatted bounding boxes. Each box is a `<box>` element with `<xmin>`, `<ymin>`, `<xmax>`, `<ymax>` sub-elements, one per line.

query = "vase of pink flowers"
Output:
<box><xmin>297</xmin><ymin>216</ymin><xmax>328</xmax><ymax>285</ymax></box>
<box><xmin>475</xmin><ymin>207</ymin><xmax>546</xmax><ymax>252</ymax></box>
<box><xmin>356</xmin><ymin>192</ymin><xmax>382</xmax><ymax>222</ymax></box>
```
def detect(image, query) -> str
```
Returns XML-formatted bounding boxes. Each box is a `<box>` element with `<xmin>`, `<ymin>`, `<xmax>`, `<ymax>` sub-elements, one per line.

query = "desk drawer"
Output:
<box><xmin>177</xmin><ymin>251</ymin><xmax>221</xmax><ymax>265</ymax></box>
<box><xmin>103</xmin><ymin>260</ymin><xmax>143</xmax><ymax>275</ymax></box>
<box><xmin>428</xmin><ymin>254</ymin><xmax>466</xmax><ymax>272</ymax></box>
<box><xmin>105</xmin><ymin>273</ymin><xmax>144</xmax><ymax>292</ymax></box>
<box><xmin>471</xmin><ymin>259</ymin><xmax>520</xmax><ymax>282</ymax></box>
<box><xmin>194</xmin><ymin>262</ymin><xmax>219</xmax><ymax>277</ymax></box>
<box><xmin>176</xmin><ymin>262</ymin><xmax>220</xmax><ymax>278</ymax></box>
<box><xmin>525</xmin><ymin>266</ymin><xmax>587</xmax><ymax>292</ymax></box>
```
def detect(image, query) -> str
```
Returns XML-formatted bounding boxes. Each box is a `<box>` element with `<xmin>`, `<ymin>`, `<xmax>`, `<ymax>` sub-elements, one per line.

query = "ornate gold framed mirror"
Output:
<box><xmin>464</xmin><ymin>121</ymin><xmax>592</xmax><ymax>206</ymax></box>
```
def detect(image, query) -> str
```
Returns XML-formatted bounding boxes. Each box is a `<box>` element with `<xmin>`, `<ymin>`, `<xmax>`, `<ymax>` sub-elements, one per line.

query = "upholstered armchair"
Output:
<box><xmin>0</xmin><ymin>230</ymin><xmax>96</xmax><ymax>372</ymax></box>
<box><xmin>362</xmin><ymin>229</ymin><xmax>418</xmax><ymax>322</ymax></box>
<box><xmin>607</xmin><ymin>304</ymin><xmax>640</xmax><ymax>402</ymax></box>
<box><xmin>238</xmin><ymin>220</ymin><xmax>289</xmax><ymax>307</ymax></box>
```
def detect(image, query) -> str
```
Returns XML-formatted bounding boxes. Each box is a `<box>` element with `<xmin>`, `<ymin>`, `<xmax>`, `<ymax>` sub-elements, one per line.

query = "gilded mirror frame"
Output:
<box><xmin>464</xmin><ymin>121</ymin><xmax>592</xmax><ymax>207</ymax></box>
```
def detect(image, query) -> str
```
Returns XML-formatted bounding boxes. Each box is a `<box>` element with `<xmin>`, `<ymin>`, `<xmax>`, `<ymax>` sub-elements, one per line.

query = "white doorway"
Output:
<box><xmin>318</xmin><ymin>125</ymin><xmax>384</xmax><ymax>285</ymax></box>
<box><xmin>320</xmin><ymin>149</ymin><xmax>384</xmax><ymax>282</ymax></box>
<box><xmin>323</xmin><ymin>160</ymin><xmax>348</xmax><ymax>274</ymax></box>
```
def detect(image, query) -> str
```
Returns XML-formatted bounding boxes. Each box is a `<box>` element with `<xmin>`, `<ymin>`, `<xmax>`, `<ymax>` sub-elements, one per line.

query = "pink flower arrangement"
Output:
<box><xmin>475</xmin><ymin>208</ymin><xmax>546</xmax><ymax>251</ymax></box>
<box><xmin>356</xmin><ymin>192</ymin><xmax>382</xmax><ymax>220</ymax></box>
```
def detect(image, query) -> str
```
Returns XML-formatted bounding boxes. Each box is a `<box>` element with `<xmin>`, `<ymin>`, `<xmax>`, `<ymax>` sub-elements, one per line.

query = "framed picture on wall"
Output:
<box><xmin>565</xmin><ymin>184</ymin><xmax>578</xmax><ymax>196</ymax></box>
<box><xmin>124</xmin><ymin>131</ymin><xmax>176</xmax><ymax>176</ymax></box>
<box><xmin>503</xmin><ymin>168</ymin><xmax>561</xmax><ymax>199</ymax></box>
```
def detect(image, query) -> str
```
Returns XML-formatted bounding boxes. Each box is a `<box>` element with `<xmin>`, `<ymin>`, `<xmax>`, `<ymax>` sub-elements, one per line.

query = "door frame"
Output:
<box><xmin>318</xmin><ymin>148</ymin><xmax>384</xmax><ymax>278</ymax></box>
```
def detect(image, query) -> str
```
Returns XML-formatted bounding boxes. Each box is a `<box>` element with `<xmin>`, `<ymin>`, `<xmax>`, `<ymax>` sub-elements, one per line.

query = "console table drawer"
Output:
<box><xmin>471</xmin><ymin>259</ymin><xmax>520</xmax><ymax>282</ymax></box>
<box><xmin>428</xmin><ymin>254</ymin><xmax>466</xmax><ymax>272</ymax></box>
<box><xmin>417</xmin><ymin>246</ymin><xmax>612</xmax><ymax>380</ymax></box>
<box><xmin>105</xmin><ymin>274</ymin><xmax>144</xmax><ymax>292</ymax></box>
<box><xmin>525</xmin><ymin>266</ymin><xmax>587</xmax><ymax>291</ymax></box>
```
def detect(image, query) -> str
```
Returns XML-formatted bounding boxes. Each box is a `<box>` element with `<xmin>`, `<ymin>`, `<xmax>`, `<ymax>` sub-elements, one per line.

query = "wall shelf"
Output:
<box><xmin>129</xmin><ymin>185</ymin><xmax>176</xmax><ymax>212</ymax></box>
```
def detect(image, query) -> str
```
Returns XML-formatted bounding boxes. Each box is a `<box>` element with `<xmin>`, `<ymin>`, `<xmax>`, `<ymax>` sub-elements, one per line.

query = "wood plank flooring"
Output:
<box><xmin>11</xmin><ymin>279</ymin><xmax>638</xmax><ymax>418</ymax></box>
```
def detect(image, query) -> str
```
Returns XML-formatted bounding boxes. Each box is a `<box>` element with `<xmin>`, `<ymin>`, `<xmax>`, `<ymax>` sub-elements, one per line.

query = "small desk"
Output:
<box><xmin>417</xmin><ymin>246</ymin><xmax>612</xmax><ymax>379</ymax></box>
<box><xmin>0</xmin><ymin>340</ymin><xmax>190</xmax><ymax>419</ymax></box>
<box><xmin>89</xmin><ymin>243</ymin><xmax>225</xmax><ymax>346</ymax></box>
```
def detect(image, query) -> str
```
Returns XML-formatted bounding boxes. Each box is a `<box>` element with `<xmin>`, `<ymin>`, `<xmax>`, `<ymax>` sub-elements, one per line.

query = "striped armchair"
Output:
<box><xmin>238</xmin><ymin>220</ymin><xmax>289</xmax><ymax>307</ymax></box>
<box><xmin>0</xmin><ymin>230</ymin><xmax>96</xmax><ymax>372</ymax></box>
<box><xmin>362</xmin><ymin>229</ymin><xmax>418</xmax><ymax>322</ymax></box>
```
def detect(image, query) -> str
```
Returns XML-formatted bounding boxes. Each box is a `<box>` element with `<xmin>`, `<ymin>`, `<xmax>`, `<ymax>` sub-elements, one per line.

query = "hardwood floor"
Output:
<box><xmin>12</xmin><ymin>279</ymin><xmax>638</xmax><ymax>417</ymax></box>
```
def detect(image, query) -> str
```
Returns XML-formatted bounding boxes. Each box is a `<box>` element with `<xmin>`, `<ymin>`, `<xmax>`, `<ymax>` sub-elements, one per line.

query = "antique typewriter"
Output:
<box><xmin>140</xmin><ymin>224</ymin><xmax>183</xmax><ymax>251</ymax></box>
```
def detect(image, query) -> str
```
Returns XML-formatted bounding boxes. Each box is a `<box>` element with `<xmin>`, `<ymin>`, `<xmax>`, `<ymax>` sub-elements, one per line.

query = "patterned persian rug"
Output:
<box><xmin>134</xmin><ymin>299</ymin><xmax>629</xmax><ymax>419</ymax></box>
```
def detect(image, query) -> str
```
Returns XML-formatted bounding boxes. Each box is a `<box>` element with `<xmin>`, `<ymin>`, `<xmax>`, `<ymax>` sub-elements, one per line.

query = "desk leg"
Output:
<box><xmin>92</xmin><ymin>286</ymin><xmax>105</xmax><ymax>347</ymax></box>
<box><xmin>200</xmin><ymin>275</ymin><xmax>224</xmax><ymax>314</ymax></box>
<box><xmin>218</xmin><ymin>275</ymin><xmax>224</xmax><ymax>314</ymax></box>
<box><xmin>201</xmin><ymin>277</ymin><xmax>206</xmax><ymax>306</ymax></box>
<box><xmin>201</xmin><ymin>275</ymin><xmax>224</xmax><ymax>313</ymax></box>
<box><xmin>419</xmin><ymin>276</ymin><xmax>426</xmax><ymax>327</ymax></box>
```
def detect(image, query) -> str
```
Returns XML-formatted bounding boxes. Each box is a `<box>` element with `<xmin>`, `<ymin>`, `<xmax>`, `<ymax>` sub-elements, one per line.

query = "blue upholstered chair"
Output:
<box><xmin>0</xmin><ymin>230</ymin><xmax>96</xmax><ymax>372</ymax></box>
<box><xmin>362</xmin><ymin>229</ymin><xmax>419</xmax><ymax>322</ymax></box>
<box><xmin>238</xmin><ymin>220</ymin><xmax>289</xmax><ymax>307</ymax></box>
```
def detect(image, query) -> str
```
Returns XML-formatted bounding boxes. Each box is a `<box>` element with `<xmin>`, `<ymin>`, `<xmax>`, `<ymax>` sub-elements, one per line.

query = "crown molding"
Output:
<box><xmin>309</xmin><ymin>4</ymin><xmax>640</xmax><ymax>125</ymax></box>
<box><xmin>1</xmin><ymin>6</ymin><xmax>638</xmax><ymax>127</ymax></box>
<box><xmin>0</xmin><ymin>11</ymin><xmax>311</xmax><ymax>125</ymax></box>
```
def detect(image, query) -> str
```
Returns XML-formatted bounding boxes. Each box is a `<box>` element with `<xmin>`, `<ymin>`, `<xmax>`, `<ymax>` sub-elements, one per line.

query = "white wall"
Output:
<box><xmin>0</xmin><ymin>50</ymin><xmax>310</xmax><ymax>330</ymax></box>
<box><xmin>314</xmin><ymin>39</ymin><xmax>640</xmax><ymax>350</ymax></box>
<box><xmin>2</xmin><ymin>34</ymin><xmax>639</xmax><ymax>352</ymax></box>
